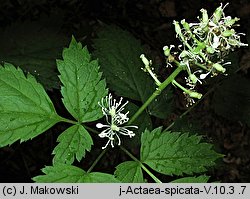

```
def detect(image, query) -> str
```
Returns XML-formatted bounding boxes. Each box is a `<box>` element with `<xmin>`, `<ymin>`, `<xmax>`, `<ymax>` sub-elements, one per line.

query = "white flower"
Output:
<box><xmin>98</xmin><ymin>93</ymin><xmax>128</xmax><ymax>117</ymax></box>
<box><xmin>96</xmin><ymin>120</ymin><xmax>137</xmax><ymax>149</ymax></box>
<box><xmin>175</xmin><ymin>3</ymin><xmax>248</xmax><ymax>61</ymax></box>
<box><xmin>97</xmin><ymin>94</ymin><xmax>138</xmax><ymax>149</ymax></box>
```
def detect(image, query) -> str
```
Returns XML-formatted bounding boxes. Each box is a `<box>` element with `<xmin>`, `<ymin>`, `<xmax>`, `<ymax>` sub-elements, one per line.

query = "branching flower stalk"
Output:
<box><xmin>128</xmin><ymin>65</ymin><xmax>184</xmax><ymax>125</ymax></box>
<box><xmin>93</xmin><ymin>3</ymin><xmax>248</xmax><ymax>183</ymax></box>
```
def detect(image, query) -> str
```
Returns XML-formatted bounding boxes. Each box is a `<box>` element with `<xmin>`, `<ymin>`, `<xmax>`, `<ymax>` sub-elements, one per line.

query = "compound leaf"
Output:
<box><xmin>93</xmin><ymin>25</ymin><xmax>173</xmax><ymax>119</ymax></box>
<box><xmin>57</xmin><ymin>36</ymin><xmax>107</xmax><ymax>122</ymax></box>
<box><xmin>140</xmin><ymin>127</ymin><xmax>222</xmax><ymax>176</ymax></box>
<box><xmin>114</xmin><ymin>161</ymin><xmax>144</xmax><ymax>183</ymax></box>
<box><xmin>52</xmin><ymin>124</ymin><xmax>93</xmax><ymax>165</ymax></box>
<box><xmin>0</xmin><ymin>63</ymin><xmax>60</xmax><ymax>147</ymax></box>
<box><xmin>33</xmin><ymin>164</ymin><xmax>119</xmax><ymax>183</ymax></box>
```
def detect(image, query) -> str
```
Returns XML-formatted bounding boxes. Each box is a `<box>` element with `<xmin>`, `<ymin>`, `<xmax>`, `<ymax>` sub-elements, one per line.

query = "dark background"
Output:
<box><xmin>0</xmin><ymin>0</ymin><xmax>250</xmax><ymax>182</ymax></box>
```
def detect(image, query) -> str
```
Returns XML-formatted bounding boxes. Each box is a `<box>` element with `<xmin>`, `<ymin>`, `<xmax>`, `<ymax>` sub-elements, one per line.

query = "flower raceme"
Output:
<box><xmin>141</xmin><ymin>3</ymin><xmax>248</xmax><ymax>106</ymax></box>
<box><xmin>172</xmin><ymin>3</ymin><xmax>248</xmax><ymax>80</ymax></box>
<box><xmin>171</xmin><ymin>3</ymin><xmax>248</xmax><ymax>81</ymax></box>
<box><xmin>96</xmin><ymin>94</ymin><xmax>138</xmax><ymax>149</ymax></box>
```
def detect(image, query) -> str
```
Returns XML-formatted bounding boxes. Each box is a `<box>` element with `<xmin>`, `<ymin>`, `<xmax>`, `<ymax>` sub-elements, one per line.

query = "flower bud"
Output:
<box><xmin>189</xmin><ymin>91</ymin><xmax>202</xmax><ymax>99</ymax></box>
<box><xmin>163</xmin><ymin>46</ymin><xmax>171</xmax><ymax>57</ymax></box>
<box><xmin>173</xmin><ymin>20</ymin><xmax>182</xmax><ymax>36</ymax></box>
<box><xmin>213</xmin><ymin>63</ymin><xmax>226</xmax><ymax>73</ymax></box>
<box><xmin>224</xmin><ymin>17</ymin><xmax>239</xmax><ymax>27</ymax></box>
<box><xmin>206</xmin><ymin>46</ymin><xmax>215</xmax><ymax>54</ymax></box>
<box><xmin>213</xmin><ymin>4</ymin><xmax>224</xmax><ymax>22</ymax></box>
<box><xmin>222</xmin><ymin>29</ymin><xmax>235</xmax><ymax>37</ymax></box>
<box><xmin>96</xmin><ymin>123</ymin><xmax>104</xmax><ymax>128</ymax></box>
<box><xmin>200</xmin><ymin>8</ymin><xmax>208</xmax><ymax>24</ymax></box>
<box><xmin>189</xmin><ymin>74</ymin><xmax>198</xmax><ymax>84</ymax></box>
<box><xmin>140</xmin><ymin>54</ymin><xmax>150</xmax><ymax>66</ymax></box>
<box><xmin>181</xmin><ymin>19</ymin><xmax>191</xmax><ymax>31</ymax></box>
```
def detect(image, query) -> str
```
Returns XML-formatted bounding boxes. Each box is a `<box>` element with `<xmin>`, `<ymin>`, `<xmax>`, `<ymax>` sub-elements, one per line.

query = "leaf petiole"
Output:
<box><xmin>120</xmin><ymin>146</ymin><xmax>162</xmax><ymax>183</ymax></box>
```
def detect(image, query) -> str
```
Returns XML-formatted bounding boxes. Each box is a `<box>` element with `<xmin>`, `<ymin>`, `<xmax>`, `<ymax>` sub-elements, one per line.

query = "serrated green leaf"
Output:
<box><xmin>0</xmin><ymin>63</ymin><xmax>60</xmax><ymax>147</ymax></box>
<box><xmin>140</xmin><ymin>127</ymin><xmax>222</xmax><ymax>176</ymax></box>
<box><xmin>93</xmin><ymin>25</ymin><xmax>144</xmax><ymax>101</ymax></box>
<box><xmin>0</xmin><ymin>20</ymin><xmax>68</xmax><ymax>90</ymax></box>
<box><xmin>212</xmin><ymin>74</ymin><xmax>250</xmax><ymax>126</ymax></box>
<box><xmin>33</xmin><ymin>164</ymin><xmax>84</xmax><ymax>183</ymax></box>
<box><xmin>57</xmin><ymin>36</ymin><xmax>107</xmax><ymax>122</ymax></box>
<box><xmin>114</xmin><ymin>161</ymin><xmax>144</xmax><ymax>182</ymax></box>
<box><xmin>33</xmin><ymin>164</ymin><xmax>119</xmax><ymax>183</ymax></box>
<box><xmin>81</xmin><ymin>172</ymin><xmax>119</xmax><ymax>183</ymax></box>
<box><xmin>52</xmin><ymin>124</ymin><xmax>93</xmax><ymax>165</ymax></box>
<box><xmin>93</xmin><ymin>25</ymin><xmax>173</xmax><ymax>119</ymax></box>
<box><xmin>170</xmin><ymin>175</ymin><xmax>210</xmax><ymax>183</ymax></box>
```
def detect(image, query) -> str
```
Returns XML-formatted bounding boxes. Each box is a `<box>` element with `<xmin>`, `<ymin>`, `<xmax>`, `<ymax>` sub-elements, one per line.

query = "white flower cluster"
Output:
<box><xmin>162</xmin><ymin>3</ymin><xmax>248</xmax><ymax>106</ymax></box>
<box><xmin>192</xmin><ymin>4</ymin><xmax>248</xmax><ymax>57</ymax></box>
<box><xmin>166</xmin><ymin>4</ymin><xmax>247</xmax><ymax>84</ymax></box>
<box><xmin>96</xmin><ymin>93</ymin><xmax>138</xmax><ymax>149</ymax></box>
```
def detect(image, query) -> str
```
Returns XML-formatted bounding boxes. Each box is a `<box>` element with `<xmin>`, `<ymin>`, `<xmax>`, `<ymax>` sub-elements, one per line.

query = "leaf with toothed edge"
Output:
<box><xmin>114</xmin><ymin>161</ymin><xmax>144</xmax><ymax>182</ymax></box>
<box><xmin>0</xmin><ymin>63</ymin><xmax>61</xmax><ymax>147</ymax></box>
<box><xmin>33</xmin><ymin>164</ymin><xmax>119</xmax><ymax>183</ymax></box>
<box><xmin>170</xmin><ymin>175</ymin><xmax>210</xmax><ymax>183</ymax></box>
<box><xmin>140</xmin><ymin>127</ymin><xmax>223</xmax><ymax>176</ymax></box>
<box><xmin>52</xmin><ymin>124</ymin><xmax>93</xmax><ymax>165</ymax></box>
<box><xmin>57</xmin><ymin>36</ymin><xmax>108</xmax><ymax>123</ymax></box>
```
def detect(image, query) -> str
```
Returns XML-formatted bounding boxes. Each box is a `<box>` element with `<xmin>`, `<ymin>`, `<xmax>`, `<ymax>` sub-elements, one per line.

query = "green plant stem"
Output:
<box><xmin>120</xmin><ymin>146</ymin><xmax>162</xmax><ymax>183</ymax></box>
<box><xmin>128</xmin><ymin>66</ymin><xmax>183</xmax><ymax>125</ymax></box>
<box><xmin>140</xmin><ymin>164</ymin><xmax>162</xmax><ymax>183</ymax></box>
<box><xmin>144</xmin><ymin>66</ymin><xmax>162</xmax><ymax>86</ymax></box>
<box><xmin>87</xmin><ymin>149</ymin><xmax>107</xmax><ymax>173</ymax></box>
<box><xmin>83</xmin><ymin>125</ymin><xmax>109</xmax><ymax>172</ymax></box>
<box><xmin>172</xmin><ymin>79</ymin><xmax>189</xmax><ymax>93</ymax></box>
<box><xmin>194</xmin><ymin>61</ymin><xmax>209</xmax><ymax>70</ymax></box>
